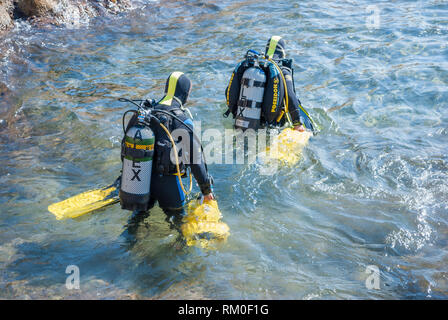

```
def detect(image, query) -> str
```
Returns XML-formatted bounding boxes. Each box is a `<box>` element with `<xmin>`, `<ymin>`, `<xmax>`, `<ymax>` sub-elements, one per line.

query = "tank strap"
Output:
<box><xmin>223</xmin><ymin>108</ymin><xmax>231</xmax><ymax>118</ymax></box>
<box><xmin>170</xmin><ymin>108</ymin><xmax>185</xmax><ymax>118</ymax></box>
<box><xmin>238</xmin><ymin>99</ymin><xmax>262</xmax><ymax>109</ymax></box>
<box><xmin>153</xmin><ymin>107</ymin><xmax>187</xmax><ymax>128</ymax></box>
<box><xmin>242</xmin><ymin>78</ymin><xmax>265</xmax><ymax>88</ymax></box>
<box><xmin>281</xmin><ymin>58</ymin><xmax>293</xmax><ymax>69</ymax></box>
<box><xmin>121</xmin><ymin>146</ymin><xmax>154</xmax><ymax>159</ymax></box>
<box><xmin>281</xmin><ymin>66</ymin><xmax>292</xmax><ymax>74</ymax></box>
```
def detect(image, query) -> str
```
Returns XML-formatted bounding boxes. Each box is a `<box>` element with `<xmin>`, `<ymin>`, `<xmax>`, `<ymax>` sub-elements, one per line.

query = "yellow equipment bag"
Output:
<box><xmin>265</xmin><ymin>128</ymin><xmax>312</xmax><ymax>165</ymax></box>
<box><xmin>48</xmin><ymin>186</ymin><xmax>119</xmax><ymax>220</ymax></box>
<box><xmin>181</xmin><ymin>199</ymin><xmax>230</xmax><ymax>249</ymax></box>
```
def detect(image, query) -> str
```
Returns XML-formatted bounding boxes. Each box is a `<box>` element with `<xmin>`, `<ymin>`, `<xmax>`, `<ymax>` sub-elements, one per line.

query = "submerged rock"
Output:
<box><xmin>0</xmin><ymin>7</ymin><xmax>12</xmax><ymax>31</ymax></box>
<box><xmin>0</xmin><ymin>0</ymin><xmax>14</xmax><ymax>31</ymax></box>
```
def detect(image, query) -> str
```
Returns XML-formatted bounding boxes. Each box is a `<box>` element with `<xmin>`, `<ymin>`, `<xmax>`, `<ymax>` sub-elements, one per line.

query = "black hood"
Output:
<box><xmin>160</xmin><ymin>71</ymin><xmax>192</xmax><ymax>106</ymax></box>
<box><xmin>265</xmin><ymin>36</ymin><xmax>286</xmax><ymax>60</ymax></box>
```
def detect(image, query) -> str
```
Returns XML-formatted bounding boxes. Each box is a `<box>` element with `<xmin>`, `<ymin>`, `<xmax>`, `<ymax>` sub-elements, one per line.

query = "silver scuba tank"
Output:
<box><xmin>119</xmin><ymin>123</ymin><xmax>155</xmax><ymax>212</ymax></box>
<box><xmin>235</xmin><ymin>67</ymin><xmax>266</xmax><ymax>130</ymax></box>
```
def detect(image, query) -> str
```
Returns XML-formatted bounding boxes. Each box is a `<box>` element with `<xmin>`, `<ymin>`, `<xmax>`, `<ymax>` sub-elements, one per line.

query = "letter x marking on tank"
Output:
<box><xmin>131</xmin><ymin>169</ymin><xmax>141</xmax><ymax>181</ymax></box>
<box><xmin>238</xmin><ymin>97</ymin><xmax>248</xmax><ymax>117</ymax></box>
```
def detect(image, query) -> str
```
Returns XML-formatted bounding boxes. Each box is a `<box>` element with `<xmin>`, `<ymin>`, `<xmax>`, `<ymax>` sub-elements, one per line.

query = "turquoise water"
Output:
<box><xmin>1</xmin><ymin>0</ymin><xmax>447</xmax><ymax>299</ymax></box>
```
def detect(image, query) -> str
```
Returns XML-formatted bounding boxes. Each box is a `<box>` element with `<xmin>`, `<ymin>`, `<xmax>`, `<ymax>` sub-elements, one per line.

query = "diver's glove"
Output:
<box><xmin>199</xmin><ymin>174</ymin><xmax>214</xmax><ymax>196</ymax></box>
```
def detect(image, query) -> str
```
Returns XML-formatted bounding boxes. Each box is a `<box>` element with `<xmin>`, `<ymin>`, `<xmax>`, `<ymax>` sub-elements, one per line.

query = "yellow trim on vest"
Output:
<box><xmin>266</xmin><ymin>36</ymin><xmax>282</xmax><ymax>59</ymax></box>
<box><xmin>268</xmin><ymin>57</ymin><xmax>290</xmax><ymax>125</ymax></box>
<box><xmin>227</xmin><ymin>72</ymin><xmax>234</xmax><ymax>106</ymax></box>
<box><xmin>276</xmin><ymin>110</ymin><xmax>285</xmax><ymax>123</ymax></box>
<box><xmin>160</xmin><ymin>71</ymin><xmax>184</xmax><ymax>106</ymax></box>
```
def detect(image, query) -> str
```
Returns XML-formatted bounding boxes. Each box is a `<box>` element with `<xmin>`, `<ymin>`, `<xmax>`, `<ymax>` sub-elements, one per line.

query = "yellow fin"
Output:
<box><xmin>181</xmin><ymin>199</ymin><xmax>230</xmax><ymax>249</ymax></box>
<box><xmin>265</xmin><ymin>128</ymin><xmax>312</xmax><ymax>165</ymax></box>
<box><xmin>48</xmin><ymin>186</ymin><xmax>119</xmax><ymax>220</ymax></box>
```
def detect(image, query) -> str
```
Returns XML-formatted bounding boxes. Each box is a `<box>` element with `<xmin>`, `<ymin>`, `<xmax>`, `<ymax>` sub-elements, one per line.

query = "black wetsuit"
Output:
<box><xmin>148</xmin><ymin>100</ymin><xmax>211</xmax><ymax>211</ymax></box>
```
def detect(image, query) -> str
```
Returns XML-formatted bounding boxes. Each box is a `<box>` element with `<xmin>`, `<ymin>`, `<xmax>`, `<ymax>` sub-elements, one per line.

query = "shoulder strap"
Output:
<box><xmin>171</xmin><ymin>108</ymin><xmax>186</xmax><ymax>118</ymax></box>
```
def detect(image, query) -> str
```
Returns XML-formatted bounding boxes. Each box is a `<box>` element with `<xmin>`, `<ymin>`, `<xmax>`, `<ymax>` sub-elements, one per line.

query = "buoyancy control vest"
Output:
<box><xmin>152</xmin><ymin>105</ymin><xmax>189</xmax><ymax>177</ymax></box>
<box><xmin>224</xmin><ymin>50</ymin><xmax>285</xmax><ymax>129</ymax></box>
<box><xmin>119</xmin><ymin>99</ymin><xmax>191</xmax><ymax>212</ymax></box>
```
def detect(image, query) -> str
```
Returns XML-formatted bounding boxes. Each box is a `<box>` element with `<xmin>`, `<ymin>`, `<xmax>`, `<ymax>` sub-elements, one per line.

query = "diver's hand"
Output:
<box><xmin>294</xmin><ymin>125</ymin><xmax>305</xmax><ymax>132</ymax></box>
<box><xmin>203</xmin><ymin>193</ymin><xmax>215</xmax><ymax>202</ymax></box>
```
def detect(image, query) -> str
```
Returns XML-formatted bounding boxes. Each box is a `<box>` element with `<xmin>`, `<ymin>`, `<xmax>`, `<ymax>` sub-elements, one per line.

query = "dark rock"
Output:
<box><xmin>1</xmin><ymin>0</ymin><xmax>134</xmax><ymax>33</ymax></box>
<box><xmin>0</xmin><ymin>82</ymin><xmax>11</xmax><ymax>99</ymax></box>
<box><xmin>16</xmin><ymin>0</ymin><xmax>58</xmax><ymax>18</ymax></box>
<box><xmin>0</xmin><ymin>82</ymin><xmax>12</xmax><ymax>128</ymax></box>
<box><xmin>0</xmin><ymin>0</ymin><xmax>14</xmax><ymax>30</ymax></box>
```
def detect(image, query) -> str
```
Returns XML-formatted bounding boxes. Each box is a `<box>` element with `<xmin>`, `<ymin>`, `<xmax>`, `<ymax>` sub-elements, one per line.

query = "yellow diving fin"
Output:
<box><xmin>48</xmin><ymin>181</ymin><xmax>120</xmax><ymax>220</ymax></box>
<box><xmin>264</xmin><ymin>127</ymin><xmax>312</xmax><ymax>165</ymax></box>
<box><xmin>181</xmin><ymin>198</ymin><xmax>230</xmax><ymax>249</ymax></box>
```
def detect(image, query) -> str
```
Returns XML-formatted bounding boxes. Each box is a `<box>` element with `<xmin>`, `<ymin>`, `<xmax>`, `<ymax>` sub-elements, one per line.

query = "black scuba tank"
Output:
<box><xmin>119</xmin><ymin>122</ymin><xmax>155</xmax><ymax>212</ymax></box>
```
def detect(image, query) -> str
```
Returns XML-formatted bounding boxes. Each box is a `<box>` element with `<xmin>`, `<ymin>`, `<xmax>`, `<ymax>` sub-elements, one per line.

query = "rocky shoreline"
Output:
<box><xmin>0</xmin><ymin>0</ymin><xmax>131</xmax><ymax>32</ymax></box>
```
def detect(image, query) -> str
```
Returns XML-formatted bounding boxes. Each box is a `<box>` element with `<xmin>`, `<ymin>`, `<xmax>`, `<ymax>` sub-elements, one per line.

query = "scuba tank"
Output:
<box><xmin>225</xmin><ymin>50</ymin><xmax>284</xmax><ymax>129</ymax></box>
<box><xmin>119</xmin><ymin>109</ymin><xmax>155</xmax><ymax>212</ymax></box>
<box><xmin>235</xmin><ymin>66</ymin><xmax>266</xmax><ymax>130</ymax></box>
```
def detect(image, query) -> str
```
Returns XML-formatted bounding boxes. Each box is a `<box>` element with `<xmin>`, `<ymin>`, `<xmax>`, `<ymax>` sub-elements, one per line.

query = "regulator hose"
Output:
<box><xmin>122</xmin><ymin>110</ymin><xmax>138</xmax><ymax>134</ymax></box>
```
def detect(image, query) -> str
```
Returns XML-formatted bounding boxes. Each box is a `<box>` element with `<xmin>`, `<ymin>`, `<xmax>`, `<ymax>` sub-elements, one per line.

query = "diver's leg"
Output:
<box><xmin>121</xmin><ymin>197</ymin><xmax>156</xmax><ymax>248</ymax></box>
<box><xmin>127</xmin><ymin>197</ymin><xmax>156</xmax><ymax>229</ymax></box>
<box><xmin>152</xmin><ymin>174</ymin><xmax>187</xmax><ymax>232</ymax></box>
<box><xmin>162</xmin><ymin>207</ymin><xmax>186</xmax><ymax>233</ymax></box>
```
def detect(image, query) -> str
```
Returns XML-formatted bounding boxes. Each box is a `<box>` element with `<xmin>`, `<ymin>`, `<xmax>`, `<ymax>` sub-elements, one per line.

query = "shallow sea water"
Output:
<box><xmin>0</xmin><ymin>0</ymin><xmax>447</xmax><ymax>299</ymax></box>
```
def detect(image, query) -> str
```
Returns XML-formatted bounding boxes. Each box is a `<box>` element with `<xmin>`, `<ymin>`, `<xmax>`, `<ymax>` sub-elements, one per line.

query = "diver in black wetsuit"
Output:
<box><xmin>224</xmin><ymin>36</ymin><xmax>315</xmax><ymax>133</ymax></box>
<box><xmin>125</xmin><ymin>72</ymin><xmax>214</xmax><ymax>236</ymax></box>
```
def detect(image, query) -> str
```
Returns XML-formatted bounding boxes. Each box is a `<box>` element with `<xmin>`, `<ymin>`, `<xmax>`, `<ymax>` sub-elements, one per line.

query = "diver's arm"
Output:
<box><xmin>282</xmin><ymin>67</ymin><xmax>303</xmax><ymax>128</ymax></box>
<box><xmin>190</xmin><ymin>158</ymin><xmax>213</xmax><ymax>196</ymax></box>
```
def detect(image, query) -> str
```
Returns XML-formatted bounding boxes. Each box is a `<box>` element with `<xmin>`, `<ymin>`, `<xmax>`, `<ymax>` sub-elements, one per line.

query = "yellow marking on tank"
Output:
<box><xmin>125</xmin><ymin>141</ymin><xmax>154</xmax><ymax>150</ymax></box>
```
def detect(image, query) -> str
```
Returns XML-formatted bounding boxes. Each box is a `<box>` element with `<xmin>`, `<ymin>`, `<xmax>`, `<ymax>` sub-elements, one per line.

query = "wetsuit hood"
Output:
<box><xmin>160</xmin><ymin>71</ymin><xmax>192</xmax><ymax>106</ymax></box>
<box><xmin>265</xmin><ymin>36</ymin><xmax>286</xmax><ymax>60</ymax></box>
